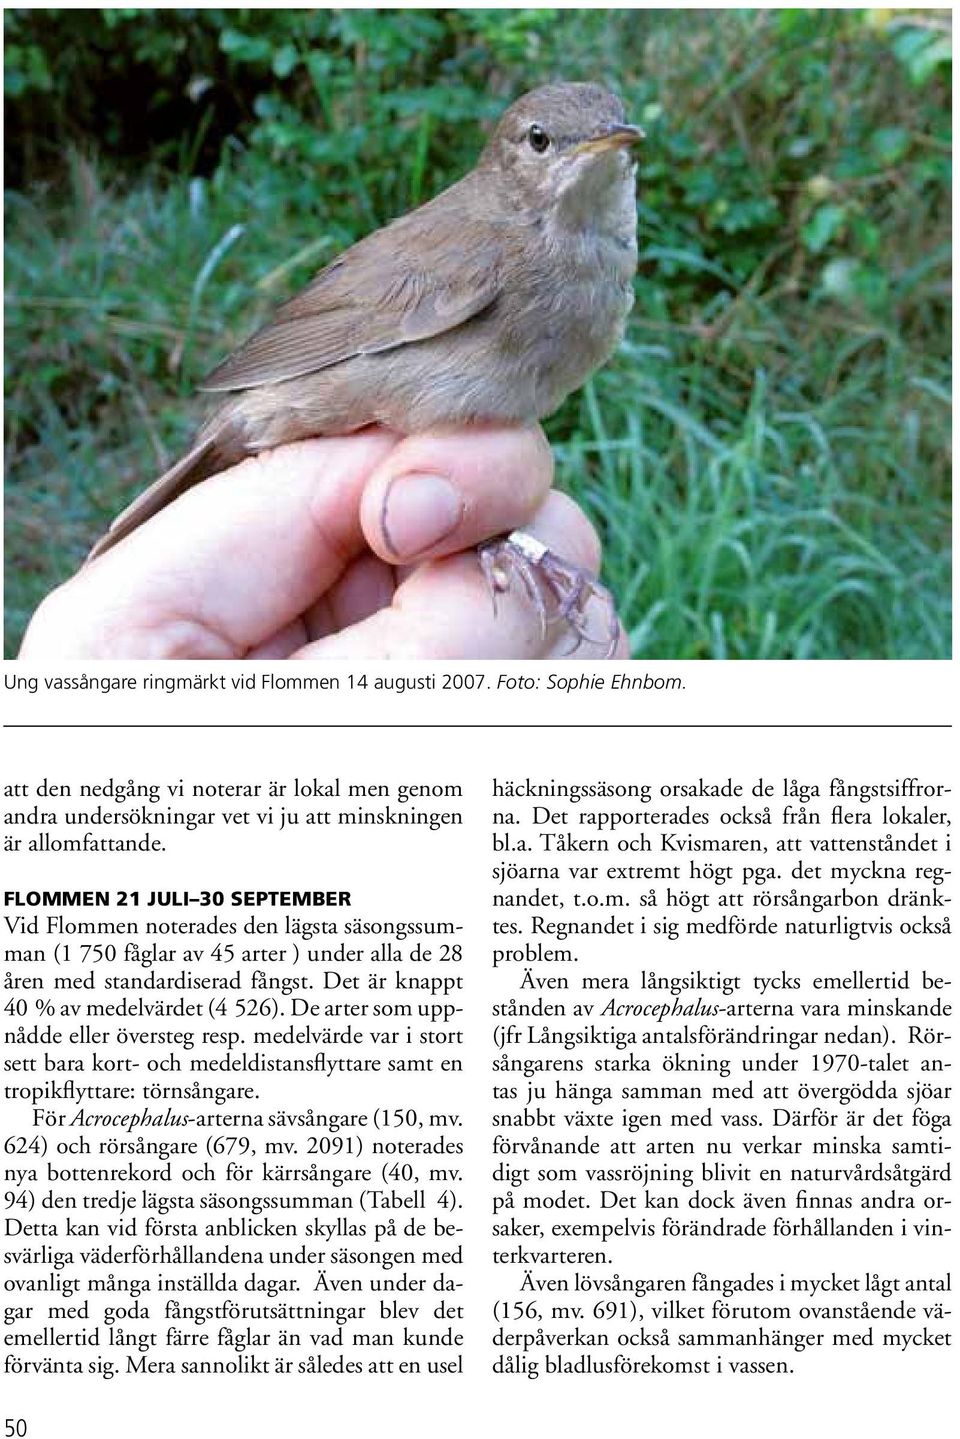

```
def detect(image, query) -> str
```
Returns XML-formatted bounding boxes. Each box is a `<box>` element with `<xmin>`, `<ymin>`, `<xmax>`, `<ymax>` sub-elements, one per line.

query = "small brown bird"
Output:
<box><xmin>89</xmin><ymin>82</ymin><xmax>642</xmax><ymax>649</ymax></box>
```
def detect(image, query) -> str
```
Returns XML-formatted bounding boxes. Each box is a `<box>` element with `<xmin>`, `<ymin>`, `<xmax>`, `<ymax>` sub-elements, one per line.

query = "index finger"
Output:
<box><xmin>58</xmin><ymin>430</ymin><xmax>399</xmax><ymax>656</ymax></box>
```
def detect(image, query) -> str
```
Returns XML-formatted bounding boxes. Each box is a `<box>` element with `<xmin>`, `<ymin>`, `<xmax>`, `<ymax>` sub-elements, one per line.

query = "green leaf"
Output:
<box><xmin>891</xmin><ymin>25</ymin><xmax>951</xmax><ymax>87</ymax></box>
<box><xmin>802</xmin><ymin>203</ymin><xmax>846</xmax><ymax>254</ymax></box>
<box><xmin>891</xmin><ymin>27</ymin><xmax>933</xmax><ymax>65</ymax></box>
<box><xmin>870</xmin><ymin>126</ymin><xmax>910</xmax><ymax>167</ymax></box>
<box><xmin>820</xmin><ymin>256</ymin><xmax>889</xmax><ymax>310</ymax></box>
<box><xmin>219</xmin><ymin>29</ymin><xmax>272</xmax><ymax>65</ymax></box>
<box><xmin>304</xmin><ymin>50</ymin><xmax>333</xmax><ymax>85</ymax></box>
<box><xmin>272</xmin><ymin>43</ymin><xmax>299</xmax><ymax>79</ymax></box>
<box><xmin>850</xmin><ymin>214</ymin><xmax>880</xmax><ymax>257</ymax></box>
<box><xmin>908</xmin><ymin>35</ymin><xmax>952</xmax><ymax>87</ymax></box>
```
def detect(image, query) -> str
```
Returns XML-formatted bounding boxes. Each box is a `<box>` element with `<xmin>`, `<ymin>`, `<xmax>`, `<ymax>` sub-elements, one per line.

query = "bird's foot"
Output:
<box><xmin>478</xmin><ymin>530</ymin><xmax>619</xmax><ymax>658</ymax></box>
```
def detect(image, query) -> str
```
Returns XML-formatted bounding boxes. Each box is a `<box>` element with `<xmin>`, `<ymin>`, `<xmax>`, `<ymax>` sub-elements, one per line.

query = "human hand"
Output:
<box><xmin>19</xmin><ymin>425</ymin><xmax>627</xmax><ymax>660</ymax></box>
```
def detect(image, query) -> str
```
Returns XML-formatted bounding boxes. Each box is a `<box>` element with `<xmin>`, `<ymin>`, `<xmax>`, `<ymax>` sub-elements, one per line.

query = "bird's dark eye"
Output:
<box><xmin>527</xmin><ymin>124</ymin><xmax>550</xmax><ymax>154</ymax></box>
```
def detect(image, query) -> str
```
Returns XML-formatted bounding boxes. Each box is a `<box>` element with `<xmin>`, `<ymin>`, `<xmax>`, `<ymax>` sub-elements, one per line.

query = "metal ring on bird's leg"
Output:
<box><xmin>478</xmin><ymin>530</ymin><xmax>619</xmax><ymax>657</ymax></box>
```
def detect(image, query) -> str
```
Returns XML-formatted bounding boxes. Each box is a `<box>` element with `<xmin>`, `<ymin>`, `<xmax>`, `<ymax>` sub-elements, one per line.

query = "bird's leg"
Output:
<box><xmin>478</xmin><ymin>530</ymin><xmax>619</xmax><ymax>657</ymax></box>
<box><xmin>478</xmin><ymin>533</ymin><xmax>550</xmax><ymax>639</ymax></box>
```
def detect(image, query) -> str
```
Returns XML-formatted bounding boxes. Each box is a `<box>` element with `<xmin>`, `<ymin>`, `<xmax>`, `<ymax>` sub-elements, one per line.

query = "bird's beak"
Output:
<box><xmin>574</xmin><ymin>123</ymin><xmax>645</xmax><ymax>156</ymax></box>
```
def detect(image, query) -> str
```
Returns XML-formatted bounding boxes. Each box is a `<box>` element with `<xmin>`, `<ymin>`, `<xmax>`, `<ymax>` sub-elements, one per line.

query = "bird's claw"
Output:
<box><xmin>478</xmin><ymin>530</ymin><xmax>619</xmax><ymax>658</ymax></box>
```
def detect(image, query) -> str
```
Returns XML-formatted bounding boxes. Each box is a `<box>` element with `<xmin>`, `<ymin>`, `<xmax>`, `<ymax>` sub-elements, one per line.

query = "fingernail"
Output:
<box><xmin>381</xmin><ymin>473</ymin><xmax>463</xmax><ymax>559</ymax></box>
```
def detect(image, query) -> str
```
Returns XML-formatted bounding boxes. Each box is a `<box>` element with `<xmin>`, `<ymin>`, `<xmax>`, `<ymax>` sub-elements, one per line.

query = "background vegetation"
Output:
<box><xmin>4</xmin><ymin>7</ymin><xmax>952</xmax><ymax>657</ymax></box>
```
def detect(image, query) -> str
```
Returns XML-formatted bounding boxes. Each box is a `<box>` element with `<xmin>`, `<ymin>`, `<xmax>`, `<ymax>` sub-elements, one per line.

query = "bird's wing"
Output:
<box><xmin>200</xmin><ymin>181</ymin><xmax>504</xmax><ymax>393</ymax></box>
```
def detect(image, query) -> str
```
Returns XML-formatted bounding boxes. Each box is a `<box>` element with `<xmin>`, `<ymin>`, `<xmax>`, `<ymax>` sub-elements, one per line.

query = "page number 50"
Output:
<box><xmin>5</xmin><ymin>1422</ymin><xmax>27</xmax><ymax>1437</ymax></box>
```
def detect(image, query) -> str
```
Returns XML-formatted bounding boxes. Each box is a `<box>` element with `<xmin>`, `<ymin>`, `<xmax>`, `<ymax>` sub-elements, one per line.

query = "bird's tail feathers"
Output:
<box><xmin>86</xmin><ymin>433</ymin><xmax>223</xmax><ymax>563</ymax></box>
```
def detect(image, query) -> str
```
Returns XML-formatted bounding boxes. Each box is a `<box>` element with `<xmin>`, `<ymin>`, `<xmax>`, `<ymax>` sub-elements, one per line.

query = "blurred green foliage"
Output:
<box><xmin>4</xmin><ymin>7</ymin><xmax>952</xmax><ymax>657</ymax></box>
